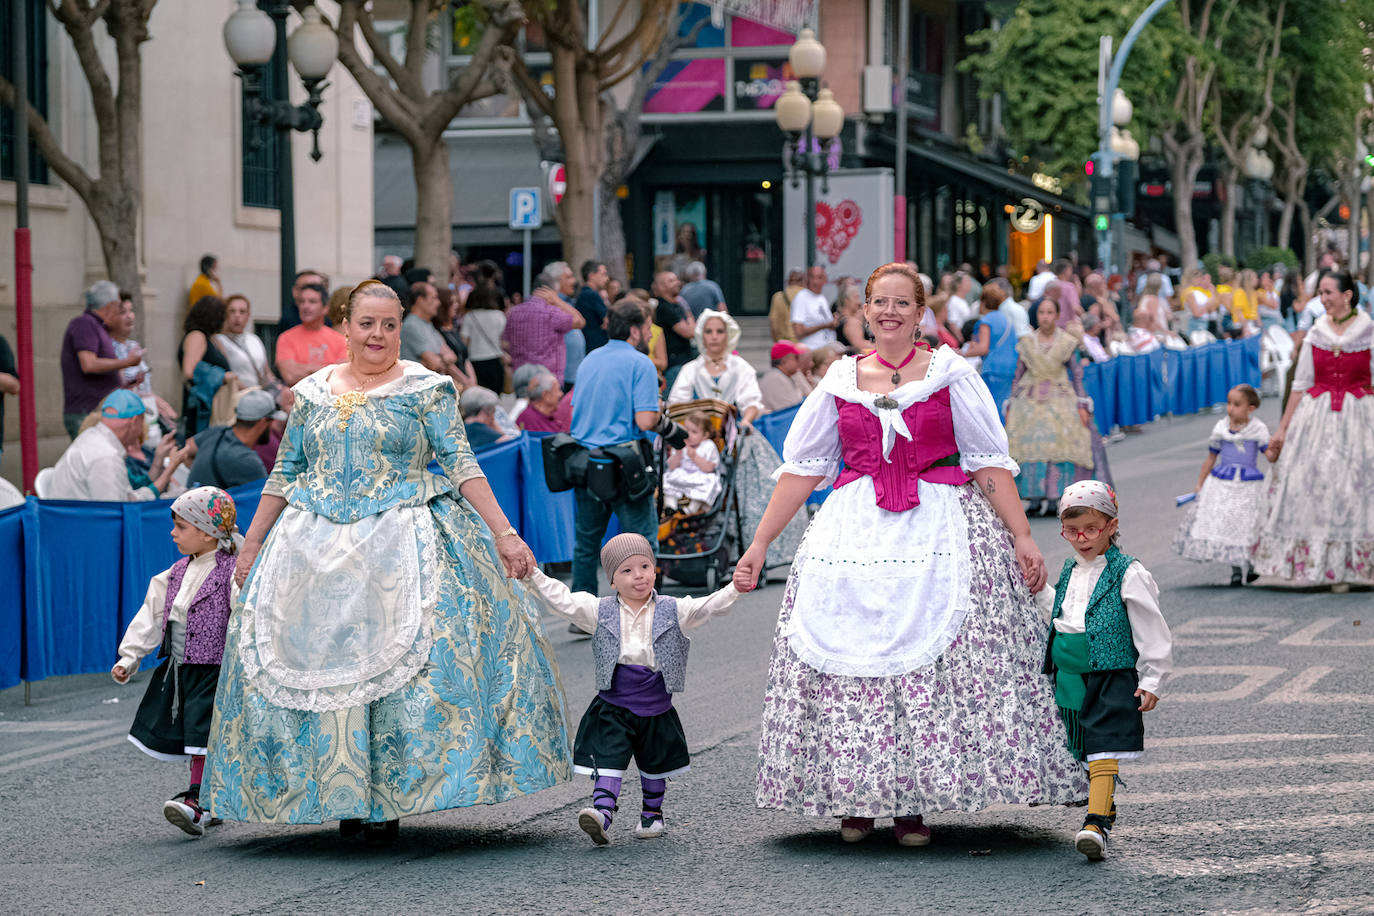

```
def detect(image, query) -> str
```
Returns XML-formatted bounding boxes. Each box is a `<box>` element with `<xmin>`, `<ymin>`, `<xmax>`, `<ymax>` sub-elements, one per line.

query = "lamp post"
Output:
<box><xmin>1243</xmin><ymin>127</ymin><xmax>1275</xmax><ymax>262</ymax></box>
<box><xmin>775</xmin><ymin>29</ymin><xmax>844</xmax><ymax>270</ymax></box>
<box><xmin>223</xmin><ymin>1</ymin><xmax>338</xmax><ymax>331</ymax></box>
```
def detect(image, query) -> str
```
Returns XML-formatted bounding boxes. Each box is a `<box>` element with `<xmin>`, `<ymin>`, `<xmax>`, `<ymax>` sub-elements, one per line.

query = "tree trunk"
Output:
<box><xmin>599</xmin><ymin>179</ymin><xmax>628</xmax><ymax>283</ymax></box>
<box><xmin>92</xmin><ymin>196</ymin><xmax>142</xmax><ymax>301</ymax></box>
<box><xmin>1169</xmin><ymin>147</ymin><xmax>1205</xmax><ymax>274</ymax></box>
<box><xmin>1298</xmin><ymin>204</ymin><xmax>1314</xmax><ymax>274</ymax></box>
<box><xmin>551</xmin><ymin>62</ymin><xmax>604</xmax><ymax>271</ymax></box>
<box><xmin>1276</xmin><ymin>184</ymin><xmax>1296</xmax><ymax>254</ymax></box>
<box><xmin>411</xmin><ymin>140</ymin><xmax>454</xmax><ymax>279</ymax></box>
<box><xmin>1219</xmin><ymin>169</ymin><xmax>1239</xmax><ymax>258</ymax></box>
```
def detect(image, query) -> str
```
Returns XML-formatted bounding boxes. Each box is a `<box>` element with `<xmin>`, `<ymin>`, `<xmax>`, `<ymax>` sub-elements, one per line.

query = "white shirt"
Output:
<box><xmin>523</xmin><ymin>570</ymin><xmax>738</xmax><ymax>669</ymax></box>
<box><xmin>463</xmin><ymin>310</ymin><xmax>507</xmax><ymax>361</ymax></box>
<box><xmin>1040</xmin><ymin>553</ymin><xmax>1173</xmax><ymax>696</ymax></box>
<box><xmin>116</xmin><ymin>551</ymin><xmax>221</xmax><ymax>672</ymax></box>
<box><xmin>1296</xmin><ymin>300</ymin><xmax>1325</xmax><ymax>332</ymax></box>
<box><xmin>790</xmin><ymin>289</ymin><xmax>836</xmax><ymax>349</ymax></box>
<box><xmin>668</xmin><ymin>354</ymin><xmax>765</xmax><ymax>412</ymax></box>
<box><xmin>215</xmin><ymin>331</ymin><xmax>271</xmax><ymax>386</ymax></box>
<box><xmin>947</xmin><ymin>294</ymin><xmax>973</xmax><ymax>327</ymax></box>
<box><xmin>47</xmin><ymin>423</ymin><xmax>158</xmax><ymax>502</ymax></box>
<box><xmin>1000</xmin><ymin>299</ymin><xmax>1032</xmax><ymax>337</ymax></box>
<box><xmin>1027</xmin><ymin>270</ymin><xmax>1056</xmax><ymax>301</ymax></box>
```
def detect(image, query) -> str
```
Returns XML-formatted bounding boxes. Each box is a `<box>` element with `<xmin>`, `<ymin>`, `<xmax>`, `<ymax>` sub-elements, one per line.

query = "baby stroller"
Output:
<box><xmin>655</xmin><ymin>398</ymin><xmax>739</xmax><ymax>589</ymax></box>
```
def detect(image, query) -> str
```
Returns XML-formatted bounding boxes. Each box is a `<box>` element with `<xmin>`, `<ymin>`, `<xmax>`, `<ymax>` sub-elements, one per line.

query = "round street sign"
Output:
<box><xmin>548</xmin><ymin>163</ymin><xmax>566</xmax><ymax>205</ymax></box>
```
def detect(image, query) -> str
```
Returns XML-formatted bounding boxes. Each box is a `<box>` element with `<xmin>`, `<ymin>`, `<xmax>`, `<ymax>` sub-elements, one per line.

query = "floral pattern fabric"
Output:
<box><xmin>1005</xmin><ymin>330</ymin><xmax>1103</xmax><ymax>501</ymax></box>
<box><xmin>756</xmin><ymin>484</ymin><xmax>1088</xmax><ymax>817</ymax></box>
<box><xmin>204</xmin><ymin>363</ymin><xmax>571</xmax><ymax>823</ymax></box>
<box><xmin>1251</xmin><ymin>387</ymin><xmax>1374</xmax><ymax>585</ymax></box>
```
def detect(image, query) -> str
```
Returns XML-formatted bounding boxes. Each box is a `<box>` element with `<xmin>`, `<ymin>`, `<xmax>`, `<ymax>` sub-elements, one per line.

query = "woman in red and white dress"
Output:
<box><xmin>1252</xmin><ymin>269</ymin><xmax>1374</xmax><ymax>586</ymax></box>
<box><xmin>733</xmin><ymin>263</ymin><xmax>1086</xmax><ymax>847</ymax></box>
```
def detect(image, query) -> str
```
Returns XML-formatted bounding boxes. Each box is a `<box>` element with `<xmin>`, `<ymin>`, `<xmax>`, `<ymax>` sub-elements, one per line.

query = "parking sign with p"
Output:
<box><xmin>509</xmin><ymin>187</ymin><xmax>542</xmax><ymax>230</ymax></box>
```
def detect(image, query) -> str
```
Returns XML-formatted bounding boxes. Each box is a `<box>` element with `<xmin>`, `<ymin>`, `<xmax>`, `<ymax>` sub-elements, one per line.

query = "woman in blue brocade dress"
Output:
<box><xmin>204</xmin><ymin>281</ymin><xmax>571</xmax><ymax>840</ymax></box>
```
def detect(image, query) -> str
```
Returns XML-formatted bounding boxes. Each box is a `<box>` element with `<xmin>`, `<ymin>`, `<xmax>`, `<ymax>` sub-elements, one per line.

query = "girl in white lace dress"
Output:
<box><xmin>733</xmin><ymin>264</ymin><xmax>1086</xmax><ymax>848</ymax></box>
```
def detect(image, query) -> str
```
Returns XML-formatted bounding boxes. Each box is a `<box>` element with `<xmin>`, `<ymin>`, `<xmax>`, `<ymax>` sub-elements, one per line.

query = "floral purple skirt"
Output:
<box><xmin>756</xmin><ymin>484</ymin><xmax>1089</xmax><ymax>818</ymax></box>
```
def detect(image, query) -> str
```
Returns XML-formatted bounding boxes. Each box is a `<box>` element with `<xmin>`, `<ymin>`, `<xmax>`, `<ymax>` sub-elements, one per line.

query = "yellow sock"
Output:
<box><xmin>1086</xmin><ymin>758</ymin><xmax>1119</xmax><ymax>826</ymax></box>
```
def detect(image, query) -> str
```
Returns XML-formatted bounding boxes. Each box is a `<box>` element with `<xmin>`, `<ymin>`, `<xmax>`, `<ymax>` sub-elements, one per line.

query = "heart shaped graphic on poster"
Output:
<box><xmin>814</xmin><ymin>199</ymin><xmax>863</xmax><ymax>264</ymax></box>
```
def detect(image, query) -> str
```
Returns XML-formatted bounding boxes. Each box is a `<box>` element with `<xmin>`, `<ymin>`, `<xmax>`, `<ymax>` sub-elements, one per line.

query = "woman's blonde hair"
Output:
<box><xmin>327</xmin><ymin>285</ymin><xmax>352</xmax><ymax>326</ymax></box>
<box><xmin>343</xmin><ymin>279</ymin><xmax>402</xmax><ymax>321</ymax></box>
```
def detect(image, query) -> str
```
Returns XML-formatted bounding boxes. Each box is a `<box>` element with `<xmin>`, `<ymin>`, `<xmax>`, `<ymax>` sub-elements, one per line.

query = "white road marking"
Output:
<box><xmin>1120</xmin><ymin>811</ymin><xmax>1374</xmax><ymax>838</ymax></box>
<box><xmin>1130</xmin><ymin>751</ymin><xmax>1374</xmax><ymax>775</ymax></box>
<box><xmin>0</xmin><ymin>733</ymin><xmax>130</xmax><ymax>777</ymax></box>
<box><xmin>0</xmin><ymin>720</ymin><xmax>120</xmax><ymax>733</ymax></box>
<box><xmin>1172</xmin><ymin>615</ymin><xmax>1289</xmax><ymax>647</ymax></box>
<box><xmin>0</xmin><ymin>722</ymin><xmax>129</xmax><ymax>766</ymax></box>
<box><xmin>1121</xmin><ymin>779</ymin><xmax>1374</xmax><ymax>805</ymax></box>
<box><xmin>1133</xmin><ymin>849</ymin><xmax>1374</xmax><ymax>878</ymax></box>
<box><xmin>1279</xmin><ymin>617</ymin><xmax>1374</xmax><ymax>647</ymax></box>
<box><xmin>1259</xmin><ymin>666</ymin><xmax>1374</xmax><ymax>704</ymax></box>
<box><xmin>1145</xmin><ymin>733</ymin><xmax>1353</xmax><ymax>748</ymax></box>
<box><xmin>1167</xmin><ymin>665</ymin><xmax>1287</xmax><ymax>702</ymax></box>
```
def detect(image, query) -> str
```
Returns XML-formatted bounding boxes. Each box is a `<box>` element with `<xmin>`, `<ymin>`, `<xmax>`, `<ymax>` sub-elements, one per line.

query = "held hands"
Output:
<box><xmin>234</xmin><ymin>541</ymin><xmax>261</xmax><ymax>588</ymax></box>
<box><xmin>732</xmin><ymin>542</ymin><xmax>766</xmax><ymax>593</ymax></box>
<box><xmin>1135</xmin><ymin>688</ymin><xmax>1159</xmax><ymax>712</ymax></box>
<box><xmin>495</xmin><ymin>533</ymin><xmax>536</xmax><ymax>580</ymax></box>
<box><xmin>1078</xmin><ymin>407</ymin><xmax>1093</xmax><ymax>429</ymax></box>
<box><xmin>1014</xmin><ymin>533</ymin><xmax>1048</xmax><ymax>593</ymax></box>
<box><xmin>111</xmin><ymin>664</ymin><xmax>130</xmax><ymax>684</ymax></box>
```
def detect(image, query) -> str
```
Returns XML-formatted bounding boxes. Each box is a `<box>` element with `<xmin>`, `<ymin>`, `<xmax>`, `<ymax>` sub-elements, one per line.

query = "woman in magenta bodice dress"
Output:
<box><xmin>1252</xmin><ymin>269</ymin><xmax>1374</xmax><ymax>585</ymax></box>
<box><xmin>734</xmin><ymin>263</ymin><xmax>1087</xmax><ymax>847</ymax></box>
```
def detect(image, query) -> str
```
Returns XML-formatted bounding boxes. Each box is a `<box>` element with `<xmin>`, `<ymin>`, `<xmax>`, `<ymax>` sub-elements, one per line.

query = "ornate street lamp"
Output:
<box><xmin>223</xmin><ymin>1</ymin><xmax>338</xmax><ymax>329</ymax></box>
<box><xmin>1244</xmin><ymin>128</ymin><xmax>1275</xmax><ymax>258</ymax></box>
<box><xmin>774</xmin><ymin>29</ymin><xmax>845</xmax><ymax>270</ymax></box>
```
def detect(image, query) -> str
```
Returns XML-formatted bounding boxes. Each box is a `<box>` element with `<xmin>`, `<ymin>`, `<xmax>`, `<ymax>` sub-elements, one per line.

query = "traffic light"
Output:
<box><xmin>1089</xmin><ymin>152</ymin><xmax>1115</xmax><ymax>223</ymax></box>
<box><xmin>1115</xmin><ymin>156</ymin><xmax>1137</xmax><ymax>218</ymax></box>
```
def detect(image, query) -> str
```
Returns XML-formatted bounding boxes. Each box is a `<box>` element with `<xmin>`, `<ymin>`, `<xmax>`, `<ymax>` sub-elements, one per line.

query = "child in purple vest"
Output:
<box><xmin>111</xmin><ymin>486</ymin><xmax>241</xmax><ymax>837</ymax></box>
<box><xmin>1040</xmin><ymin>481</ymin><xmax>1173</xmax><ymax>861</ymax></box>
<box><xmin>522</xmin><ymin>532</ymin><xmax>739</xmax><ymax>845</ymax></box>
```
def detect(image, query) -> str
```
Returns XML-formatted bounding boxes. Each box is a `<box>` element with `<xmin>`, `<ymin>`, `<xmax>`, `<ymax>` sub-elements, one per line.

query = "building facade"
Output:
<box><xmin>0</xmin><ymin>1</ymin><xmax>375</xmax><ymax>479</ymax></box>
<box><xmin>372</xmin><ymin>0</ymin><xmax>1089</xmax><ymax>315</ymax></box>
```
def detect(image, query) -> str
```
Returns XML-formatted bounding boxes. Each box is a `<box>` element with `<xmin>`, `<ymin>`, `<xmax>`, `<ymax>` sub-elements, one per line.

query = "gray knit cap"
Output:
<box><xmin>600</xmin><ymin>533</ymin><xmax>655</xmax><ymax>582</ymax></box>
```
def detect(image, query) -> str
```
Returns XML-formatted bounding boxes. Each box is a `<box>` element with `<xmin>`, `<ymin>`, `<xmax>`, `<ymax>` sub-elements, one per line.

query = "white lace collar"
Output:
<box><xmin>1211</xmin><ymin>417</ymin><xmax>1268</xmax><ymax>443</ymax></box>
<box><xmin>819</xmin><ymin>346</ymin><xmax>974</xmax><ymax>461</ymax></box>
<box><xmin>1309</xmin><ymin>311</ymin><xmax>1372</xmax><ymax>353</ymax></box>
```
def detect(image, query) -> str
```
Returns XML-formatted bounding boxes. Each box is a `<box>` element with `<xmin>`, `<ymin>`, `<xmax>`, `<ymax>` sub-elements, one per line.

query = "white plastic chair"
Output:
<box><xmin>33</xmin><ymin>467</ymin><xmax>55</xmax><ymax>499</ymax></box>
<box><xmin>1189</xmin><ymin>329</ymin><xmax>1217</xmax><ymax>347</ymax></box>
<box><xmin>1260</xmin><ymin>324</ymin><xmax>1295</xmax><ymax>395</ymax></box>
<box><xmin>1109</xmin><ymin>339</ymin><xmax>1137</xmax><ymax>357</ymax></box>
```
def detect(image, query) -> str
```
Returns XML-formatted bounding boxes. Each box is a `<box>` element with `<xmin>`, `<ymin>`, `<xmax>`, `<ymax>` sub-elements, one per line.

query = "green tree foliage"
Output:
<box><xmin>961</xmin><ymin>0</ymin><xmax>1177</xmax><ymax>193</ymax></box>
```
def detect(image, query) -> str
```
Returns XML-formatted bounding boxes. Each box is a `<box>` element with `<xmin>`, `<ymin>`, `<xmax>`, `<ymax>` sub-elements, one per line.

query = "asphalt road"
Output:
<box><xmin>3</xmin><ymin>401</ymin><xmax>1372</xmax><ymax>915</ymax></box>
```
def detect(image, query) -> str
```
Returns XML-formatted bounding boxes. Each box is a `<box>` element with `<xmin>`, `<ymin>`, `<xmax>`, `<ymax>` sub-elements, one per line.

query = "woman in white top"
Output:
<box><xmin>462</xmin><ymin>283</ymin><xmax>509</xmax><ymax>394</ymax></box>
<box><xmin>215</xmin><ymin>294</ymin><xmax>290</xmax><ymax>407</ymax></box>
<box><xmin>668</xmin><ymin>310</ymin><xmax>808</xmax><ymax>571</ymax></box>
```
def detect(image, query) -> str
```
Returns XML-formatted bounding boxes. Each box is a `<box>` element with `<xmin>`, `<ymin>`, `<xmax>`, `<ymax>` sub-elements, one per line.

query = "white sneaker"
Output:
<box><xmin>634</xmin><ymin>816</ymin><xmax>666</xmax><ymax>838</ymax></box>
<box><xmin>1075</xmin><ymin>825</ymin><xmax>1107</xmax><ymax>861</ymax></box>
<box><xmin>578</xmin><ymin>807</ymin><xmax>611</xmax><ymax>846</ymax></box>
<box><xmin>163</xmin><ymin>795</ymin><xmax>209</xmax><ymax>837</ymax></box>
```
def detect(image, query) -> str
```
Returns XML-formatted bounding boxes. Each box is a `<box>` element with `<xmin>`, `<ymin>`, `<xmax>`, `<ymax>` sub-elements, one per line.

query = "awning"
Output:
<box><xmin>877</xmin><ymin>133</ymin><xmax>1091</xmax><ymax>220</ymax></box>
<box><xmin>707</xmin><ymin>0</ymin><xmax>815</xmax><ymax>32</ymax></box>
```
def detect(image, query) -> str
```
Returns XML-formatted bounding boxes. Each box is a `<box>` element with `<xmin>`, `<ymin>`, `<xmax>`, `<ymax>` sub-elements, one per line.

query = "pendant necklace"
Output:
<box><xmin>872</xmin><ymin>347</ymin><xmax>919</xmax><ymax>385</ymax></box>
<box><xmin>335</xmin><ymin>360</ymin><xmax>398</xmax><ymax>430</ymax></box>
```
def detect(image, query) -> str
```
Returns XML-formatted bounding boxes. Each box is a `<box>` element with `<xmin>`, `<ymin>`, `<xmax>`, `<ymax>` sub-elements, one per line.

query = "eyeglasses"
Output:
<box><xmin>870</xmin><ymin>296</ymin><xmax>916</xmax><ymax>310</ymax></box>
<box><xmin>1060</xmin><ymin>525</ymin><xmax>1105</xmax><ymax>541</ymax></box>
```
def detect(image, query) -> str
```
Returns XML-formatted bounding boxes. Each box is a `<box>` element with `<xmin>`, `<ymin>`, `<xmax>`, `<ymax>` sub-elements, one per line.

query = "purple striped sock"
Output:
<box><xmin>640</xmin><ymin>776</ymin><xmax>666</xmax><ymax>821</ymax></box>
<box><xmin>592</xmin><ymin>775</ymin><xmax>621</xmax><ymax>828</ymax></box>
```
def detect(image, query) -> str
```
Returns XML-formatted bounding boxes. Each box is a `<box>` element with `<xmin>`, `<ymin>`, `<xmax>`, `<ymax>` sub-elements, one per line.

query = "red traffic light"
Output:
<box><xmin>1085</xmin><ymin>158</ymin><xmax>1095</xmax><ymax>177</ymax></box>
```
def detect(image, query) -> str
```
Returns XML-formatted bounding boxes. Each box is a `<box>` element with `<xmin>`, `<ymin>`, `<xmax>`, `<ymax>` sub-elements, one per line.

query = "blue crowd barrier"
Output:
<box><xmin>0</xmin><ymin>335</ymin><xmax>1266</xmax><ymax>690</ymax></box>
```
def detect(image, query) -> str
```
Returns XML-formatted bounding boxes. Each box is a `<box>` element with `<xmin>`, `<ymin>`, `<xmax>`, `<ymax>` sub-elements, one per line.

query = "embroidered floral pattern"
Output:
<box><xmin>756</xmin><ymin>484</ymin><xmax>1088</xmax><ymax>817</ymax></box>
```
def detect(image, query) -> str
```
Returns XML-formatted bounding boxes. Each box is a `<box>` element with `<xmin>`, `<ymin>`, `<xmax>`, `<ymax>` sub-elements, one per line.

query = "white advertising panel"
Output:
<box><xmin>783</xmin><ymin>168</ymin><xmax>894</xmax><ymax>298</ymax></box>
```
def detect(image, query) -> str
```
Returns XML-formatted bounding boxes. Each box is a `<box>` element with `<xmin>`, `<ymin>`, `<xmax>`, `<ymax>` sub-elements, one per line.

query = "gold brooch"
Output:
<box><xmin>335</xmin><ymin>390</ymin><xmax>368</xmax><ymax>430</ymax></box>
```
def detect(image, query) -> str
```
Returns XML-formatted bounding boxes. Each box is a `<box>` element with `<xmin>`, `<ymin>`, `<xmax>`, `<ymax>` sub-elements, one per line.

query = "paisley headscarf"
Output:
<box><xmin>1058</xmin><ymin>480</ymin><xmax>1118</xmax><ymax>519</ymax></box>
<box><xmin>172</xmin><ymin>486</ymin><xmax>243</xmax><ymax>554</ymax></box>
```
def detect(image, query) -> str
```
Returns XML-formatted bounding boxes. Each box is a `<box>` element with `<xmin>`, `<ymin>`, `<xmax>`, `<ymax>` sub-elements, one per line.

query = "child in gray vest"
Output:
<box><xmin>522</xmin><ymin>532</ymin><xmax>739</xmax><ymax>845</ymax></box>
<box><xmin>110</xmin><ymin>486</ymin><xmax>242</xmax><ymax>838</ymax></box>
<box><xmin>1040</xmin><ymin>480</ymin><xmax>1173</xmax><ymax>861</ymax></box>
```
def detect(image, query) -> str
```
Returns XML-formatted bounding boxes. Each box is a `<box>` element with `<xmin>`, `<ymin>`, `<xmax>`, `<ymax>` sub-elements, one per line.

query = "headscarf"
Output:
<box><xmin>1058</xmin><ymin>480</ymin><xmax>1118</xmax><ymax>519</ymax></box>
<box><xmin>694</xmin><ymin>309</ymin><xmax>741</xmax><ymax>356</ymax></box>
<box><xmin>172</xmin><ymin>486</ymin><xmax>243</xmax><ymax>554</ymax></box>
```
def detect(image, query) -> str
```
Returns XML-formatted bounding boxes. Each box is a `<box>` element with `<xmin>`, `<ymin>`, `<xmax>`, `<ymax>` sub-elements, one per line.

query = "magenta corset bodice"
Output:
<box><xmin>833</xmin><ymin>388</ymin><xmax>969</xmax><ymax>512</ymax></box>
<box><xmin>1309</xmin><ymin>346</ymin><xmax>1373</xmax><ymax>411</ymax></box>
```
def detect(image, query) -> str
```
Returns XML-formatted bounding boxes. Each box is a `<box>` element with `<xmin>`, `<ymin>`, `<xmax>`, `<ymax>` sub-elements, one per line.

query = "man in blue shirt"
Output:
<box><xmin>569</xmin><ymin>300</ymin><xmax>669</xmax><ymax>594</ymax></box>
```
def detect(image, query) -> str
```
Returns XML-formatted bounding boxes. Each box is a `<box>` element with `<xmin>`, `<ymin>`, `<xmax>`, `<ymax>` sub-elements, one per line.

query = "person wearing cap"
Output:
<box><xmin>112</xmin><ymin>486</ymin><xmax>242</xmax><ymax>837</ymax></box>
<box><xmin>521</xmin><ymin>533</ymin><xmax>740</xmax><ymax>845</ymax></box>
<box><xmin>758</xmin><ymin>340</ymin><xmax>813</xmax><ymax>413</ymax></box>
<box><xmin>1039</xmin><ymin>480</ymin><xmax>1173</xmax><ymax>861</ymax></box>
<box><xmin>45</xmin><ymin>389</ymin><xmax>189</xmax><ymax>501</ymax></box>
<box><xmin>182</xmin><ymin>388</ymin><xmax>283</xmax><ymax>490</ymax></box>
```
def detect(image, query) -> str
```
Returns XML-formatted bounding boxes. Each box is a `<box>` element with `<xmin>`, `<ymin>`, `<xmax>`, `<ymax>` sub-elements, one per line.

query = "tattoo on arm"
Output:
<box><xmin>983</xmin><ymin>478</ymin><xmax>997</xmax><ymax>494</ymax></box>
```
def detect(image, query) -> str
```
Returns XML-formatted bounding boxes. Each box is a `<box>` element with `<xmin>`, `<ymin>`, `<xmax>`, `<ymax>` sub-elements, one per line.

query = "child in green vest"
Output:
<box><xmin>1042</xmin><ymin>480</ymin><xmax>1173</xmax><ymax>861</ymax></box>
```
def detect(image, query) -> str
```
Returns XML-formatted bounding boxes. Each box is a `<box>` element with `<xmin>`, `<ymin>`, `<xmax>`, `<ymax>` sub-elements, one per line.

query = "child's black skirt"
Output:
<box><xmin>128</xmin><ymin>659</ymin><xmax>220</xmax><ymax>759</ymax></box>
<box><xmin>572</xmin><ymin>696</ymin><xmax>690</xmax><ymax>779</ymax></box>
